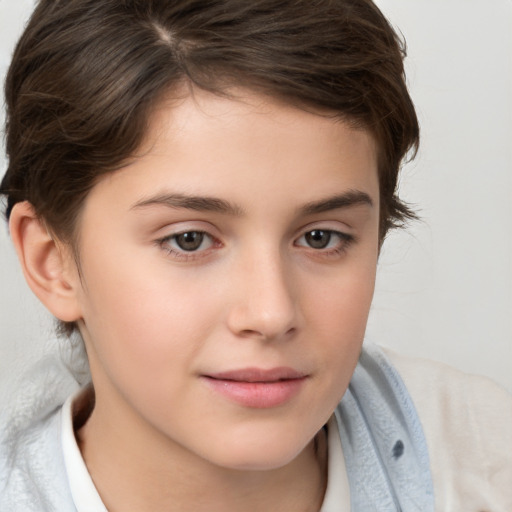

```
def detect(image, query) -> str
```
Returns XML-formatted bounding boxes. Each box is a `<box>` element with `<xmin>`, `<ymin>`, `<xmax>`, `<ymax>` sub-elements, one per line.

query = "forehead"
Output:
<box><xmin>146</xmin><ymin>87</ymin><xmax>374</xmax><ymax>147</ymax></box>
<box><xmin>82</xmin><ymin>88</ymin><xmax>379</xmax><ymax>222</ymax></box>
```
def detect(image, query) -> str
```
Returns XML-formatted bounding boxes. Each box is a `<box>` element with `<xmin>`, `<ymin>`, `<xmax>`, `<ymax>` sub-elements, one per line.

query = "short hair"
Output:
<box><xmin>1</xmin><ymin>0</ymin><xmax>419</xmax><ymax>334</ymax></box>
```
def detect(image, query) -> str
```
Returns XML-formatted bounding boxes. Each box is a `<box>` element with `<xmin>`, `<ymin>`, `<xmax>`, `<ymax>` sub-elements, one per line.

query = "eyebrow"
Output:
<box><xmin>131</xmin><ymin>193</ymin><xmax>244</xmax><ymax>216</ymax></box>
<box><xmin>131</xmin><ymin>189</ymin><xmax>373</xmax><ymax>216</ymax></box>
<box><xmin>299</xmin><ymin>190</ymin><xmax>373</xmax><ymax>215</ymax></box>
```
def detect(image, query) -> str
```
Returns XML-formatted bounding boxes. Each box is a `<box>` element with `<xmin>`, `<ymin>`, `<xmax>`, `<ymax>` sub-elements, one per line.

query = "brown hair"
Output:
<box><xmin>1</xmin><ymin>0</ymin><xmax>419</xmax><ymax>334</ymax></box>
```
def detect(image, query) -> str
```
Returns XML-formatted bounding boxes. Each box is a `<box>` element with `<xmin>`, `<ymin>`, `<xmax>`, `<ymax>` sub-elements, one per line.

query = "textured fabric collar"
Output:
<box><xmin>336</xmin><ymin>343</ymin><xmax>434</xmax><ymax>511</ymax></box>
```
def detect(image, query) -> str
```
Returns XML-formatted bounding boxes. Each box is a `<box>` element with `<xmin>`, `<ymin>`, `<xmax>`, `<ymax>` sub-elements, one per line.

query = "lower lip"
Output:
<box><xmin>202</xmin><ymin>377</ymin><xmax>306</xmax><ymax>408</ymax></box>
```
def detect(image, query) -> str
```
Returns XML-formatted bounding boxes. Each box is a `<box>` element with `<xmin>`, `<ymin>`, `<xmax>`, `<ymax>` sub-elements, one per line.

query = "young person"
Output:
<box><xmin>0</xmin><ymin>1</ymin><xmax>510</xmax><ymax>510</ymax></box>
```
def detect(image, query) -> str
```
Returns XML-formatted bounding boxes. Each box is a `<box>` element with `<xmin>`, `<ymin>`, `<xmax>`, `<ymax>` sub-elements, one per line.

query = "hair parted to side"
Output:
<box><xmin>1</xmin><ymin>0</ymin><xmax>419</xmax><ymax>336</ymax></box>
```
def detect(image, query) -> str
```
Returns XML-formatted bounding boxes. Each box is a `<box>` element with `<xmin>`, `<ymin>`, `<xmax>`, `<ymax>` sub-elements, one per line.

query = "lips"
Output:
<box><xmin>201</xmin><ymin>367</ymin><xmax>308</xmax><ymax>408</ymax></box>
<box><xmin>206</xmin><ymin>367</ymin><xmax>306</xmax><ymax>383</ymax></box>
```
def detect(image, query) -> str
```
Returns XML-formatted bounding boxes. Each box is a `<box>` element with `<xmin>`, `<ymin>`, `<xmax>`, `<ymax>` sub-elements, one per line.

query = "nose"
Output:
<box><xmin>226</xmin><ymin>249</ymin><xmax>299</xmax><ymax>341</ymax></box>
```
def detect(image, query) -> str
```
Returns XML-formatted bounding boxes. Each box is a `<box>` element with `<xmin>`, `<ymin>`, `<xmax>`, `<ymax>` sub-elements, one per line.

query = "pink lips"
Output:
<box><xmin>202</xmin><ymin>367</ymin><xmax>307</xmax><ymax>408</ymax></box>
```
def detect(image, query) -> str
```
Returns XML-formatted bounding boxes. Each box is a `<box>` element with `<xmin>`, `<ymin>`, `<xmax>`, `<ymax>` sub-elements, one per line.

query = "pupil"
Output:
<box><xmin>176</xmin><ymin>232</ymin><xmax>204</xmax><ymax>251</ymax></box>
<box><xmin>306</xmin><ymin>230</ymin><xmax>331</xmax><ymax>249</ymax></box>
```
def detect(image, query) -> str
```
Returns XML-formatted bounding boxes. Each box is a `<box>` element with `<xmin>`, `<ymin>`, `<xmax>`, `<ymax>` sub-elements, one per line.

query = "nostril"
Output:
<box><xmin>238</xmin><ymin>326</ymin><xmax>296</xmax><ymax>341</ymax></box>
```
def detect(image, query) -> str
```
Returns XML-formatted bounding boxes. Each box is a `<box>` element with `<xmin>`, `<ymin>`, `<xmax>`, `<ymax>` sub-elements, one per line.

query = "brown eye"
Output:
<box><xmin>295</xmin><ymin>229</ymin><xmax>354</xmax><ymax>253</ymax></box>
<box><xmin>158</xmin><ymin>230</ymin><xmax>217</xmax><ymax>260</ymax></box>
<box><xmin>304</xmin><ymin>230</ymin><xmax>332</xmax><ymax>249</ymax></box>
<box><xmin>174</xmin><ymin>232</ymin><xmax>206</xmax><ymax>251</ymax></box>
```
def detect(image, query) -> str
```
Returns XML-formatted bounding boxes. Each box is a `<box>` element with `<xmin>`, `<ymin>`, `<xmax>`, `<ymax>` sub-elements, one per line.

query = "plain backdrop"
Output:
<box><xmin>0</xmin><ymin>0</ymin><xmax>511</xmax><ymax>392</ymax></box>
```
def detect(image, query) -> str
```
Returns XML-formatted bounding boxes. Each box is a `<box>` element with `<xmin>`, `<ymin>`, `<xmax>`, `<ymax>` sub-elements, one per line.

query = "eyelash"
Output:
<box><xmin>156</xmin><ymin>229</ymin><xmax>355</xmax><ymax>262</ymax></box>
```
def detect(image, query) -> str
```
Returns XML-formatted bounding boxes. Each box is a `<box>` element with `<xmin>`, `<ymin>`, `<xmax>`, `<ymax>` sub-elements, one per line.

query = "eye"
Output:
<box><xmin>162</xmin><ymin>231</ymin><xmax>214</xmax><ymax>253</ymax></box>
<box><xmin>295</xmin><ymin>229</ymin><xmax>353</xmax><ymax>251</ymax></box>
<box><xmin>304</xmin><ymin>230</ymin><xmax>333</xmax><ymax>249</ymax></box>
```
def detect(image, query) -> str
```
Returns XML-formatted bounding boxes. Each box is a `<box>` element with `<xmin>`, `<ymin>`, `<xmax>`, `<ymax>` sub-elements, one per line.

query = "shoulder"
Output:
<box><xmin>382</xmin><ymin>346</ymin><xmax>512</xmax><ymax>511</ymax></box>
<box><xmin>0</xmin><ymin>354</ymin><xmax>80</xmax><ymax>512</ymax></box>
<box><xmin>0</xmin><ymin>405</ymin><xmax>73</xmax><ymax>511</ymax></box>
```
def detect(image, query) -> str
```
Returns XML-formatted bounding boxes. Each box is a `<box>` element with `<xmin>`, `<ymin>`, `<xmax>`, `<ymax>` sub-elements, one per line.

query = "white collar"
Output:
<box><xmin>61</xmin><ymin>391</ymin><xmax>349</xmax><ymax>511</ymax></box>
<box><xmin>61</xmin><ymin>390</ymin><xmax>108</xmax><ymax>512</ymax></box>
<box><xmin>319</xmin><ymin>412</ymin><xmax>351</xmax><ymax>511</ymax></box>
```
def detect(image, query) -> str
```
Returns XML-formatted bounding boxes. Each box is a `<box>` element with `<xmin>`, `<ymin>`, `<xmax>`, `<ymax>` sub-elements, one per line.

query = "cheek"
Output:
<box><xmin>304</xmin><ymin>254</ymin><xmax>377</xmax><ymax>332</ymax></box>
<box><xmin>300</xmin><ymin>254</ymin><xmax>377</xmax><ymax>389</ymax></box>
<box><xmin>77</xmin><ymin>253</ymin><xmax>222</xmax><ymax>386</ymax></box>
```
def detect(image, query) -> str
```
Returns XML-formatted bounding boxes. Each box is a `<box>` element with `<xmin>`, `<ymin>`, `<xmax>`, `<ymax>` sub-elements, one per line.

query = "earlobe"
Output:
<box><xmin>9</xmin><ymin>201</ymin><xmax>82</xmax><ymax>322</ymax></box>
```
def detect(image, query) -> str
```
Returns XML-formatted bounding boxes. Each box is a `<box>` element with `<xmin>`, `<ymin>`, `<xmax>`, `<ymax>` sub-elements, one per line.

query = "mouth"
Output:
<box><xmin>201</xmin><ymin>367</ymin><xmax>308</xmax><ymax>408</ymax></box>
<box><xmin>205</xmin><ymin>367</ymin><xmax>307</xmax><ymax>383</ymax></box>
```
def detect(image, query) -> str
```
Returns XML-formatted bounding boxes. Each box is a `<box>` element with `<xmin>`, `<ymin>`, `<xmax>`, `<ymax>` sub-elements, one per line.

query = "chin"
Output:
<box><xmin>202</xmin><ymin>430</ymin><xmax>312</xmax><ymax>472</ymax></box>
<box><xmin>216</xmin><ymin>453</ymin><xmax>302</xmax><ymax>472</ymax></box>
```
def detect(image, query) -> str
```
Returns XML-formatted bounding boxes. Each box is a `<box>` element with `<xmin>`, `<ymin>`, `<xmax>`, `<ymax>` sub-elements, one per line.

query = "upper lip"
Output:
<box><xmin>204</xmin><ymin>367</ymin><xmax>307</xmax><ymax>383</ymax></box>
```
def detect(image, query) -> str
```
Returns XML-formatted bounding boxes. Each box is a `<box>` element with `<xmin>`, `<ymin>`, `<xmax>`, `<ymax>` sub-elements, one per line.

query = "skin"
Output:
<box><xmin>13</xmin><ymin>89</ymin><xmax>380</xmax><ymax>511</ymax></box>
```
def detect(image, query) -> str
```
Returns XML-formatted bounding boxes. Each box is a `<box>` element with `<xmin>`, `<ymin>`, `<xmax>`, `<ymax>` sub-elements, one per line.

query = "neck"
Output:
<box><xmin>76</xmin><ymin>388</ymin><xmax>328</xmax><ymax>512</ymax></box>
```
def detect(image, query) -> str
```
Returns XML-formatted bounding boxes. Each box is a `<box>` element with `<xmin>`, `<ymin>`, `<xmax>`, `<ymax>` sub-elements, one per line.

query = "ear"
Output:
<box><xmin>9</xmin><ymin>201</ymin><xmax>82</xmax><ymax>323</ymax></box>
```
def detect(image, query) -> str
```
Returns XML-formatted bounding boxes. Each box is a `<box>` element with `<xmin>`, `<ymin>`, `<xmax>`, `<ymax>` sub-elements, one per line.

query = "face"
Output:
<box><xmin>72</xmin><ymin>89</ymin><xmax>380</xmax><ymax>472</ymax></box>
